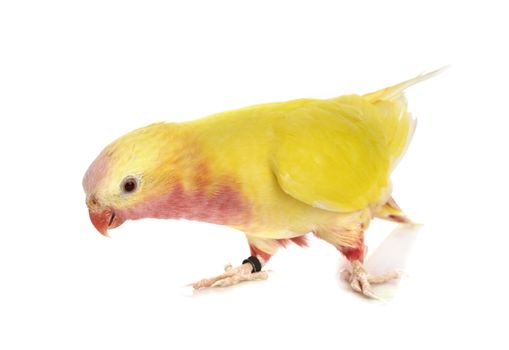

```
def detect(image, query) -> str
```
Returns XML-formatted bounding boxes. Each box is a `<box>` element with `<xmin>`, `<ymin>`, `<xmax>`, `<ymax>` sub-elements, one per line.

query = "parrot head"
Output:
<box><xmin>83</xmin><ymin>123</ymin><xmax>185</xmax><ymax>236</ymax></box>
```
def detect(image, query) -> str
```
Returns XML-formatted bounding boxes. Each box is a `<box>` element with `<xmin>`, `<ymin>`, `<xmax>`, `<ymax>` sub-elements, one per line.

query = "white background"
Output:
<box><xmin>1</xmin><ymin>1</ymin><xmax>508</xmax><ymax>349</ymax></box>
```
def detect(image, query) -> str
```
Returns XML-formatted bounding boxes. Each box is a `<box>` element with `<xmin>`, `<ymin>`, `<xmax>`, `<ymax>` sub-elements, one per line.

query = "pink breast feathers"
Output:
<box><xmin>121</xmin><ymin>181</ymin><xmax>253</xmax><ymax>227</ymax></box>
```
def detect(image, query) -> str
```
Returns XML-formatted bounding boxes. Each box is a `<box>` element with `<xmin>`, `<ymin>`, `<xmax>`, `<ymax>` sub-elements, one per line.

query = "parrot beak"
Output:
<box><xmin>88</xmin><ymin>207</ymin><xmax>125</xmax><ymax>237</ymax></box>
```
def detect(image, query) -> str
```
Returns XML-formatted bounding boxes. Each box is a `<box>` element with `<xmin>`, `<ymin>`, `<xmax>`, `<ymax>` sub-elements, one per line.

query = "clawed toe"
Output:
<box><xmin>342</xmin><ymin>260</ymin><xmax>400</xmax><ymax>300</ymax></box>
<box><xmin>211</xmin><ymin>271</ymin><xmax>268</xmax><ymax>288</ymax></box>
<box><xmin>191</xmin><ymin>261</ymin><xmax>268</xmax><ymax>290</ymax></box>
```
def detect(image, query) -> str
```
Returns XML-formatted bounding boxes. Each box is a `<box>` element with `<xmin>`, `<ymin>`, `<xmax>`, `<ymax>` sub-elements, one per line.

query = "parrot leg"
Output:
<box><xmin>191</xmin><ymin>240</ymin><xmax>275</xmax><ymax>290</ymax></box>
<box><xmin>339</xmin><ymin>244</ymin><xmax>400</xmax><ymax>299</ymax></box>
<box><xmin>341</xmin><ymin>260</ymin><xmax>400</xmax><ymax>300</ymax></box>
<box><xmin>191</xmin><ymin>256</ymin><xmax>269</xmax><ymax>289</ymax></box>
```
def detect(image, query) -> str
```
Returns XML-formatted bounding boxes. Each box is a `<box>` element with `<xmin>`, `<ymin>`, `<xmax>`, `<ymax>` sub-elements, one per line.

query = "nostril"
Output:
<box><xmin>87</xmin><ymin>195</ymin><xmax>99</xmax><ymax>208</ymax></box>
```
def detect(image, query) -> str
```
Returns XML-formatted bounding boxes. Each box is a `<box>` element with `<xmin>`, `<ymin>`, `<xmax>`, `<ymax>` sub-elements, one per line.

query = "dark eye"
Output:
<box><xmin>122</xmin><ymin>177</ymin><xmax>138</xmax><ymax>193</ymax></box>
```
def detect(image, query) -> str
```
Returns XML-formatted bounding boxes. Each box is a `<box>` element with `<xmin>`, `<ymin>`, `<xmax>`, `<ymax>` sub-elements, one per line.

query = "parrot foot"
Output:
<box><xmin>341</xmin><ymin>260</ymin><xmax>400</xmax><ymax>300</ymax></box>
<box><xmin>191</xmin><ymin>262</ymin><xmax>268</xmax><ymax>289</ymax></box>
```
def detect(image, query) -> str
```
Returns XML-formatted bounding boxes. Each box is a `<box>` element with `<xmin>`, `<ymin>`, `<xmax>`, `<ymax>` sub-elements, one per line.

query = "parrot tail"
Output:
<box><xmin>364</xmin><ymin>67</ymin><xmax>447</xmax><ymax>102</ymax></box>
<box><xmin>363</xmin><ymin>67</ymin><xmax>447</xmax><ymax>168</ymax></box>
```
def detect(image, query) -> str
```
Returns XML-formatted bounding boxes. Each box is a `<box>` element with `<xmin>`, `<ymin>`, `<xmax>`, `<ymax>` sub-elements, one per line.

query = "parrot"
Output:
<box><xmin>83</xmin><ymin>69</ymin><xmax>442</xmax><ymax>298</ymax></box>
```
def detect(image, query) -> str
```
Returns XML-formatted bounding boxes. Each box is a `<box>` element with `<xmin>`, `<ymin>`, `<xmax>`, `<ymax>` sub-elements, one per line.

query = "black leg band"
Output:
<box><xmin>242</xmin><ymin>256</ymin><xmax>262</xmax><ymax>273</ymax></box>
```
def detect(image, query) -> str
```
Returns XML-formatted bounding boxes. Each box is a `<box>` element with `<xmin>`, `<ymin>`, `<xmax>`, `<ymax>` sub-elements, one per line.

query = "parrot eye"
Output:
<box><xmin>121</xmin><ymin>177</ymin><xmax>138</xmax><ymax>194</ymax></box>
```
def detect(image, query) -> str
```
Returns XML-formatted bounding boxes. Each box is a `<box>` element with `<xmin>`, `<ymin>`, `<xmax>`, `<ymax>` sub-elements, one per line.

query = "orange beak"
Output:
<box><xmin>88</xmin><ymin>207</ymin><xmax>125</xmax><ymax>237</ymax></box>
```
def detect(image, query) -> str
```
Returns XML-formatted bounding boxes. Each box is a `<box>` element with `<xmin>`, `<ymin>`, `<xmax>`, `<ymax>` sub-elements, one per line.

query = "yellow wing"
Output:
<box><xmin>271</xmin><ymin>96</ymin><xmax>391</xmax><ymax>212</ymax></box>
<box><xmin>272</xmin><ymin>69</ymin><xmax>442</xmax><ymax>212</ymax></box>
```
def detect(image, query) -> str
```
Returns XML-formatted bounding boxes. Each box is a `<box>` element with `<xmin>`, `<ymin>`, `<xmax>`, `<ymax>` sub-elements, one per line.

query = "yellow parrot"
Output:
<box><xmin>83</xmin><ymin>69</ymin><xmax>442</xmax><ymax>298</ymax></box>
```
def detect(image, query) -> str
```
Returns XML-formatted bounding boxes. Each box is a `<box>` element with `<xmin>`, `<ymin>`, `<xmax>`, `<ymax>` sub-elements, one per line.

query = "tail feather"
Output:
<box><xmin>364</xmin><ymin>67</ymin><xmax>448</xmax><ymax>102</ymax></box>
<box><xmin>375</xmin><ymin>196</ymin><xmax>412</xmax><ymax>224</ymax></box>
<box><xmin>363</xmin><ymin>67</ymin><xmax>447</xmax><ymax>167</ymax></box>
